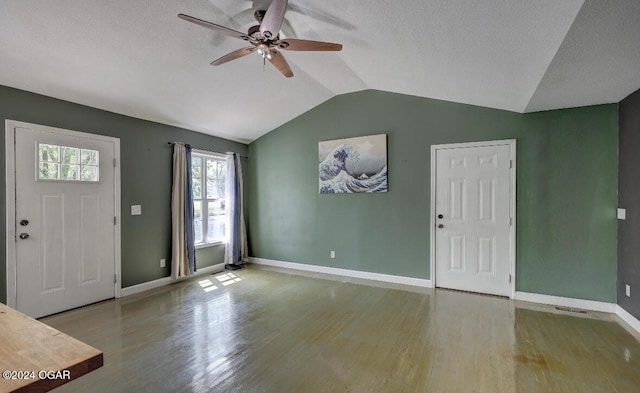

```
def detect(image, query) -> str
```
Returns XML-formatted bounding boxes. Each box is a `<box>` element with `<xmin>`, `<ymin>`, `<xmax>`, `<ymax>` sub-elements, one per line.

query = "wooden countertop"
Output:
<box><xmin>0</xmin><ymin>303</ymin><xmax>103</xmax><ymax>393</ymax></box>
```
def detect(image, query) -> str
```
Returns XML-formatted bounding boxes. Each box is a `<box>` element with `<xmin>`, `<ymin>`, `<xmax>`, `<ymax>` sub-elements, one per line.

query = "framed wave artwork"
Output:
<box><xmin>319</xmin><ymin>134</ymin><xmax>388</xmax><ymax>194</ymax></box>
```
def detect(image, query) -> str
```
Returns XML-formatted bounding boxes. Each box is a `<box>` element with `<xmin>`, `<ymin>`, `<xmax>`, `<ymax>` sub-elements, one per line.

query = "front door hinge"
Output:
<box><xmin>114</xmin><ymin>274</ymin><xmax>118</xmax><ymax>284</ymax></box>
<box><xmin>509</xmin><ymin>274</ymin><xmax>512</xmax><ymax>284</ymax></box>
<box><xmin>114</xmin><ymin>216</ymin><xmax>117</xmax><ymax>225</ymax></box>
<box><xmin>113</xmin><ymin>158</ymin><xmax>117</xmax><ymax>168</ymax></box>
<box><xmin>510</xmin><ymin>159</ymin><xmax>513</xmax><ymax>168</ymax></box>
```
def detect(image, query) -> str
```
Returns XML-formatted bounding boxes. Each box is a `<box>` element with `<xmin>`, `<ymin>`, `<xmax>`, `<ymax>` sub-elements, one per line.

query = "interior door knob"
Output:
<box><xmin>19</xmin><ymin>219</ymin><xmax>29</xmax><ymax>226</ymax></box>
<box><xmin>19</xmin><ymin>233</ymin><xmax>29</xmax><ymax>239</ymax></box>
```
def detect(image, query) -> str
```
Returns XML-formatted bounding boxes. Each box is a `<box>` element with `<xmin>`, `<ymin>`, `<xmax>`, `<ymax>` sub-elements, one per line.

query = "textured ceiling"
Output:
<box><xmin>0</xmin><ymin>0</ymin><xmax>639</xmax><ymax>143</ymax></box>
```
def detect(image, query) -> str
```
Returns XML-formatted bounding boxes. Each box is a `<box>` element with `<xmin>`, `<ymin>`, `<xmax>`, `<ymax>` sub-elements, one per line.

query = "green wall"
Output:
<box><xmin>247</xmin><ymin>90</ymin><xmax>618</xmax><ymax>302</ymax></box>
<box><xmin>1</xmin><ymin>86</ymin><xmax>618</xmax><ymax>305</ymax></box>
<box><xmin>0</xmin><ymin>85</ymin><xmax>247</xmax><ymax>304</ymax></box>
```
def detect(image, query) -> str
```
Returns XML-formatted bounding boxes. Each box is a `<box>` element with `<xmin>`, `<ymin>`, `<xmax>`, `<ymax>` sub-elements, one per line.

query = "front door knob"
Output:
<box><xmin>19</xmin><ymin>233</ymin><xmax>29</xmax><ymax>240</ymax></box>
<box><xmin>437</xmin><ymin>224</ymin><xmax>444</xmax><ymax>229</ymax></box>
<box><xmin>19</xmin><ymin>219</ymin><xmax>29</xmax><ymax>226</ymax></box>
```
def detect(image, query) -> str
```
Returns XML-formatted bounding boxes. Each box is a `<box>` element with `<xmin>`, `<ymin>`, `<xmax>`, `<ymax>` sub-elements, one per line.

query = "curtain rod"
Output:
<box><xmin>167</xmin><ymin>142</ymin><xmax>248</xmax><ymax>159</ymax></box>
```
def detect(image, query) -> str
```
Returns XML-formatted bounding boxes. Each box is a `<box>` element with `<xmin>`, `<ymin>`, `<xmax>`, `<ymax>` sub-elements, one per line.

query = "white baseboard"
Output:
<box><xmin>616</xmin><ymin>305</ymin><xmax>640</xmax><ymax>335</ymax></box>
<box><xmin>514</xmin><ymin>291</ymin><xmax>616</xmax><ymax>313</ymax></box>
<box><xmin>248</xmin><ymin>257</ymin><xmax>432</xmax><ymax>288</ymax></box>
<box><xmin>120</xmin><ymin>263</ymin><xmax>224</xmax><ymax>297</ymax></box>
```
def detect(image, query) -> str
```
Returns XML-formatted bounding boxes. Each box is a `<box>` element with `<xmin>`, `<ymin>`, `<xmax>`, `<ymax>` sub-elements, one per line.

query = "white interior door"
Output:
<box><xmin>13</xmin><ymin>125</ymin><xmax>117</xmax><ymax>318</ymax></box>
<box><xmin>434</xmin><ymin>142</ymin><xmax>514</xmax><ymax>297</ymax></box>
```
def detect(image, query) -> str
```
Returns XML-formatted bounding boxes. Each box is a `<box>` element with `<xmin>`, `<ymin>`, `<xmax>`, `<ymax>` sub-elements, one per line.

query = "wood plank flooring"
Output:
<box><xmin>40</xmin><ymin>266</ymin><xmax>640</xmax><ymax>392</ymax></box>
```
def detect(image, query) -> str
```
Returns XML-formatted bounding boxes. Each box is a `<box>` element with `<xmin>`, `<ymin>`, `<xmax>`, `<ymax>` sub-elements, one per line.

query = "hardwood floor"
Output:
<box><xmin>41</xmin><ymin>266</ymin><xmax>640</xmax><ymax>392</ymax></box>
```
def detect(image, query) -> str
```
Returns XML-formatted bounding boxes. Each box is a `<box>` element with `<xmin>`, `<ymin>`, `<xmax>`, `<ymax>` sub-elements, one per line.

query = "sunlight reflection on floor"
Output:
<box><xmin>199</xmin><ymin>272</ymin><xmax>243</xmax><ymax>292</ymax></box>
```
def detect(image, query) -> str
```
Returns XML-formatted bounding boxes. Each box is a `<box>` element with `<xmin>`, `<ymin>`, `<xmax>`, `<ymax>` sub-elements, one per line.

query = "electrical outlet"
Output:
<box><xmin>626</xmin><ymin>284</ymin><xmax>631</xmax><ymax>297</ymax></box>
<box><xmin>330</xmin><ymin>251</ymin><xmax>336</xmax><ymax>259</ymax></box>
<box><xmin>160</xmin><ymin>258</ymin><xmax>166</xmax><ymax>268</ymax></box>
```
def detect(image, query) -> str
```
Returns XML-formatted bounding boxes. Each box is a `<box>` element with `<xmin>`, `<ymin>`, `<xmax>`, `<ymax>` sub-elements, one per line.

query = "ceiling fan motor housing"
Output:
<box><xmin>253</xmin><ymin>10</ymin><xmax>266</xmax><ymax>22</ymax></box>
<box><xmin>248</xmin><ymin>25</ymin><xmax>261</xmax><ymax>39</ymax></box>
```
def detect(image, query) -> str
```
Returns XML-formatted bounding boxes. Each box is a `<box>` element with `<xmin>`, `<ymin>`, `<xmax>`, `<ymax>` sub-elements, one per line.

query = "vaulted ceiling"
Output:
<box><xmin>1</xmin><ymin>1</ymin><xmax>639</xmax><ymax>143</ymax></box>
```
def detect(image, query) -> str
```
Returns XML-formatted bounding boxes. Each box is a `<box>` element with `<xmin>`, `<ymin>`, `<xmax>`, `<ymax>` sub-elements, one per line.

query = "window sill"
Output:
<box><xmin>195</xmin><ymin>241</ymin><xmax>225</xmax><ymax>250</ymax></box>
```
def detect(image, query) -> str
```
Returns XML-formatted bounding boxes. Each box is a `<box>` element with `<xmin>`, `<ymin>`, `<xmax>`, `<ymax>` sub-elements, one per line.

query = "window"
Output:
<box><xmin>38</xmin><ymin>143</ymin><xmax>99</xmax><ymax>182</ymax></box>
<box><xmin>191</xmin><ymin>152</ymin><xmax>226</xmax><ymax>246</ymax></box>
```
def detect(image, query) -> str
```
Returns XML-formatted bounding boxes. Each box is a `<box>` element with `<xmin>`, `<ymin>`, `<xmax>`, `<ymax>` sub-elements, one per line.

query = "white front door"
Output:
<box><xmin>434</xmin><ymin>141</ymin><xmax>514</xmax><ymax>297</ymax></box>
<box><xmin>12</xmin><ymin>124</ymin><xmax>118</xmax><ymax>318</ymax></box>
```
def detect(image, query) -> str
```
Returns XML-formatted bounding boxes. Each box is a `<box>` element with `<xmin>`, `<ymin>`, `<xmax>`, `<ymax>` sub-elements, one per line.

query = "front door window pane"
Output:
<box><xmin>39</xmin><ymin>163</ymin><xmax>59</xmax><ymax>180</ymax></box>
<box><xmin>81</xmin><ymin>149</ymin><xmax>99</xmax><ymax>165</ymax></box>
<box><xmin>60</xmin><ymin>164</ymin><xmax>78</xmax><ymax>180</ymax></box>
<box><xmin>37</xmin><ymin>144</ymin><xmax>99</xmax><ymax>182</ymax></box>
<box><xmin>61</xmin><ymin>147</ymin><xmax>79</xmax><ymax>164</ymax></box>
<box><xmin>39</xmin><ymin>144</ymin><xmax>59</xmax><ymax>162</ymax></box>
<box><xmin>80</xmin><ymin>166</ymin><xmax>99</xmax><ymax>181</ymax></box>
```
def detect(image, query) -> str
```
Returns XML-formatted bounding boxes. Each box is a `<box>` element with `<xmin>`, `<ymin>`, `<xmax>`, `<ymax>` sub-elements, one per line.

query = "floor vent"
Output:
<box><xmin>555</xmin><ymin>306</ymin><xmax>588</xmax><ymax>314</ymax></box>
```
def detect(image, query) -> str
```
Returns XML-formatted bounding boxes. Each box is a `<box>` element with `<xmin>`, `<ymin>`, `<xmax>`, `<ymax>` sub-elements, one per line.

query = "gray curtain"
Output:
<box><xmin>171</xmin><ymin>143</ymin><xmax>196</xmax><ymax>278</ymax></box>
<box><xmin>225</xmin><ymin>152</ymin><xmax>248</xmax><ymax>264</ymax></box>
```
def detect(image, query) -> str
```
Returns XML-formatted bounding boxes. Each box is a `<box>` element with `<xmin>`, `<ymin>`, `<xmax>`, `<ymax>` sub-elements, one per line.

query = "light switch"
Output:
<box><xmin>131</xmin><ymin>205</ymin><xmax>142</xmax><ymax>215</ymax></box>
<box><xmin>618</xmin><ymin>208</ymin><xmax>626</xmax><ymax>220</ymax></box>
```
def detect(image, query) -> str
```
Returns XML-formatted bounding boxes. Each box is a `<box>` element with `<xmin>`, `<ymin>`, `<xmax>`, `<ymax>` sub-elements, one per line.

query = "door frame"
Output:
<box><xmin>430</xmin><ymin>139</ymin><xmax>516</xmax><ymax>298</ymax></box>
<box><xmin>5</xmin><ymin>120</ymin><xmax>122</xmax><ymax>309</ymax></box>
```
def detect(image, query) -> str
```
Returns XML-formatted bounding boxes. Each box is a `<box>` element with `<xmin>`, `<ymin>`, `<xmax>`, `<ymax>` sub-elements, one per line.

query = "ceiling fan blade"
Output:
<box><xmin>178</xmin><ymin>14</ymin><xmax>251</xmax><ymax>41</ymax></box>
<box><xmin>260</xmin><ymin>0</ymin><xmax>288</xmax><ymax>39</ymax></box>
<box><xmin>211</xmin><ymin>47</ymin><xmax>257</xmax><ymax>66</ymax></box>
<box><xmin>275</xmin><ymin>38</ymin><xmax>342</xmax><ymax>52</ymax></box>
<box><xmin>268</xmin><ymin>50</ymin><xmax>293</xmax><ymax>78</ymax></box>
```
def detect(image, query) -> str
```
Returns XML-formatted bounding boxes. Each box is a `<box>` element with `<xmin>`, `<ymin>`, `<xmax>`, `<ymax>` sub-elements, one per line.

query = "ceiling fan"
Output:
<box><xmin>178</xmin><ymin>0</ymin><xmax>342</xmax><ymax>78</ymax></box>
